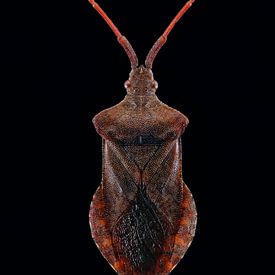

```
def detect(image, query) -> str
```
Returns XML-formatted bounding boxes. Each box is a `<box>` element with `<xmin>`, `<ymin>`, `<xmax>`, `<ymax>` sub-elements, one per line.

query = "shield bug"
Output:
<box><xmin>88</xmin><ymin>1</ymin><xmax>197</xmax><ymax>274</ymax></box>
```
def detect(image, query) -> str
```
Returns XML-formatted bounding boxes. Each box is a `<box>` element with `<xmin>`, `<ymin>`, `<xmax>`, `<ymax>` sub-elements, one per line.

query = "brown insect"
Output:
<box><xmin>88</xmin><ymin>0</ymin><xmax>197</xmax><ymax>274</ymax></box>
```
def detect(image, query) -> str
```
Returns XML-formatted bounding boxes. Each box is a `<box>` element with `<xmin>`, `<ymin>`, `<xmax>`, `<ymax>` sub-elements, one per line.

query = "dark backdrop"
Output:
<box><xmin>2</xmin><ymin>0</ymin><xmax>274</xmax><ymax>274</ymax></box>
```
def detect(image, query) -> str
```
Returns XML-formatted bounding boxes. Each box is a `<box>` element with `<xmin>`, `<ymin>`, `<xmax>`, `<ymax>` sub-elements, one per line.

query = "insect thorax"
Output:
<box><xmin>124</xmin><ymin>65</ymin><xmax>158</xmax><ymax>96</ymax></box>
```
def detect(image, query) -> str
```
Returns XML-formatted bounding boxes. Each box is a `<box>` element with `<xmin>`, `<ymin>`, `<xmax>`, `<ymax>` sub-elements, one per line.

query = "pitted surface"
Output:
<box><xmin>90</xmin><ymin>94</ymin><xmax>196</xmax><ymax>274</ymax></box>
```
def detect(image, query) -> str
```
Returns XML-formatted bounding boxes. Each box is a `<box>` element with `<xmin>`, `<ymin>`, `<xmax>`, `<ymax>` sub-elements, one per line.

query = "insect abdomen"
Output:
<box><xmin>90</xmin><ymin>178</ymin><xmax>196</xmax><ymax>274</ymax></box>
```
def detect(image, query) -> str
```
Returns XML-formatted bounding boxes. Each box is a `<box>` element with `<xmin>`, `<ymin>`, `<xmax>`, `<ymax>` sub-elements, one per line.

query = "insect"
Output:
<box><xmin>88</xmin><ymin>0</ymin><xmax>197</xmax><ymax>274</ymax></box>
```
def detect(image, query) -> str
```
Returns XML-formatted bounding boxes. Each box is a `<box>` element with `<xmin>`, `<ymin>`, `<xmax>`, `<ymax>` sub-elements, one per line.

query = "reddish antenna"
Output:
<box><xmin>145</xmin><ymin>0</ymin><xmax>196</xmax><ymax>69</ymax></box>
<box><xmin>88</xmin><ymin>0</ymin><xmax>138</xmax><ymax>68</ymax></box>
<box><xmin>88</xmin><ymin>0</ymin><xmax>196</xmax><ymax>70</ymax></box>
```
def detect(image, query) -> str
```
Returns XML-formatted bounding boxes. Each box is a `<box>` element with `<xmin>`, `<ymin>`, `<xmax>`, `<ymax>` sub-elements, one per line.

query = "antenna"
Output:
<box><xmin>88</xmin><ymin>0</ymin><xmax>138</xmax><ymax>68</ymax></box>
<box><xmin>145</xmin><ymin>0</ymin><xmax>196</xmax><ymax>69</ymax></box>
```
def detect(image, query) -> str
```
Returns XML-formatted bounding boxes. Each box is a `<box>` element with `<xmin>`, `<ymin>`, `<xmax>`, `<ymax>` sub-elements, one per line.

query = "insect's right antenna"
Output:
<box><xmin>145</xmin><ymin>0</ymin><xmax>196</xmax><ymax>69</ymax></box>
<box><xmin>88</xmin><ymin>0</ymin><xmax>138</xmax><ymax>68</ymax></box>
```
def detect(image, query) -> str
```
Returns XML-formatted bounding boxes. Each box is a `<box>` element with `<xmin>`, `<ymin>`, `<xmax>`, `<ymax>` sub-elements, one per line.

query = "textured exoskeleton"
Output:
<box><xmin>88</xmin><ymin>1</ymin><xmax>197</xmax><ymax>274</ymax></box>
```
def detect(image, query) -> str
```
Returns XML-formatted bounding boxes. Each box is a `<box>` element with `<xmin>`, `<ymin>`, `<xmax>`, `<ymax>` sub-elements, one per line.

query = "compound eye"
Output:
<box><xmin>152</xmin><ymin>81</ymin><xmax>158</xmax><ymax>90</ymax></box>
<box><xmin>124</xmin><ymin>80</ymin><xmax>131</xmax><ymax>89</ymax></box>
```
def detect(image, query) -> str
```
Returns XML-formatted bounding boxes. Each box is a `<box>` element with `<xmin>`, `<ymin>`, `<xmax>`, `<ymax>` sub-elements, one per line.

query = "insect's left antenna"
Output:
<box><xmin>145</xmin><ymin>0</ymin><xmax>196</xmax><ymax>69</ymax></box>
<box><xmin>88</xmin><ymin>0</ymin><xmax>138</xmax><ymax>68</ymax></box>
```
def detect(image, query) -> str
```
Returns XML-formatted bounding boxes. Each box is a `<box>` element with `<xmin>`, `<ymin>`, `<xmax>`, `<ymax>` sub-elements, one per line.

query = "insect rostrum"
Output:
<box><xmin>88</xmin><ymin>1</ymin><xmax>197</xmax><ymax>274</ymax></box>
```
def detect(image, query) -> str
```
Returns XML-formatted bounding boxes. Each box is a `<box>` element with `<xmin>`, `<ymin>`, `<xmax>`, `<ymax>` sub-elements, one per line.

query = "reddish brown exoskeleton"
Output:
<box><xmin>88</xmin><ymin>1</ymin><xmax>197</xmax><ymax>274</ymax></box>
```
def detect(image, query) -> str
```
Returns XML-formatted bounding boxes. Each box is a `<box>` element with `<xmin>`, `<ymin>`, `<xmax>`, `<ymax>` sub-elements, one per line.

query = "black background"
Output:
<box><xmin>2</xmin><ymin>0</ymin><xmax>274</xmax><ymax>274</ymax></box>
